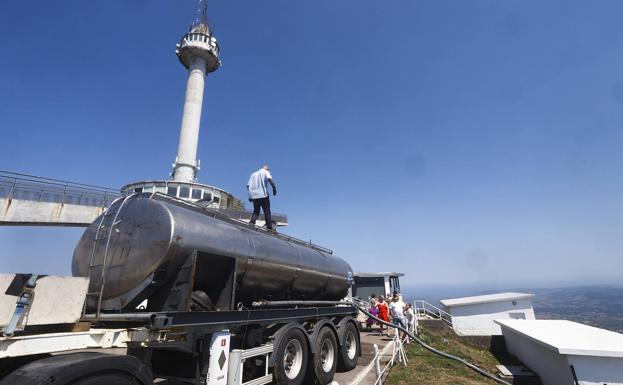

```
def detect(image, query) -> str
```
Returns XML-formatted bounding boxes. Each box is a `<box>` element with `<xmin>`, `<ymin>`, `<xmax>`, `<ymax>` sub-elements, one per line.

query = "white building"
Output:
<box><xmin>440</xmin><ymin>292</ymin><xmax>535</xmax><ymax>336</ymax></box>
<box><xmin>496</xmin><ymin>319</ymin><xmax>623</xmax><ymax>385</ymax></box>
<box><xmin>351</xmin><ymin>272</ymin><xmax>404</xmax><ymax>301</ymax></box>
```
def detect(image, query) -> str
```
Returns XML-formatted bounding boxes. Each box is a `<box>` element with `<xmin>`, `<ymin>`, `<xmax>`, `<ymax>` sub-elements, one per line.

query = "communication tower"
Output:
<box><xmin>120</xmin><ymin>1</ymin><xmax>286</xmax><ymax>226</ymax></box>
<box><xmin>172</xmin><ymin>0</ymin><xmax>220</xmax><ymax>182</ymax></box>
<box><xmin>122</xmin><ymin>0</ymin><xmax>237</xmax><ymax>209</ymax></box>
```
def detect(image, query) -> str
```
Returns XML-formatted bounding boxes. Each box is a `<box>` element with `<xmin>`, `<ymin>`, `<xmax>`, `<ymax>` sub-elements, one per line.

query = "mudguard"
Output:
<box><xmin>0</xmin><ymin>351</ymin><xmax>153</xmax><ymax>385</ymax></box>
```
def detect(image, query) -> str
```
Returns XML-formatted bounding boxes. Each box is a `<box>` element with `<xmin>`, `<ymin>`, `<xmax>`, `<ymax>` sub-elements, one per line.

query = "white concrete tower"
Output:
<box><xmin>172</xmin><ymin>0</ymin><xmax>220</xmax><ymax>182</ymax></box>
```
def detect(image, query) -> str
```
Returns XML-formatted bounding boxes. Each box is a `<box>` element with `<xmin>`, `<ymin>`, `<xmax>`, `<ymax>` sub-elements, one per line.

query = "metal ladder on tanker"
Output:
<box><xmin>82</xmin><ymin>194</ymin><xmax>136</xmax><ymax>319</ymax></box>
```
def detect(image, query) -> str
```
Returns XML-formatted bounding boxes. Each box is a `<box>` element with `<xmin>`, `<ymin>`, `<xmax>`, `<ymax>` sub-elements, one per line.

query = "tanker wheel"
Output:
<box><xmin>191</xmin><ymin>290</ymin><xmax>218</xmax><ymax>311</ymax></box>
<box><xmin>273</xmin><ymin>328</ymin><xmax>309</xmax><ymax>385</ymax></box>
<box><xmin>305</xmin><ymin>327</ymin><xmax>338</xmax><ymax>385</ymax></box>
<box><xmin>70</xmin><ymin>372</ymin><xmax>142</xmax><ymax>385</ymax></box>
<box><xmin>337</xmin><ymin>322</ymin><xmax>360</xmax><ymax>371</ymax></box>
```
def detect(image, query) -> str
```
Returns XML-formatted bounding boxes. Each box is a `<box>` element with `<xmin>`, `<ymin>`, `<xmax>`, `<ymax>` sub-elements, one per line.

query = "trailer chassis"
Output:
<box><xmin>0</xmin><ymin>305</ymin><xmax>361</xmax><ymax>385</ymax></box>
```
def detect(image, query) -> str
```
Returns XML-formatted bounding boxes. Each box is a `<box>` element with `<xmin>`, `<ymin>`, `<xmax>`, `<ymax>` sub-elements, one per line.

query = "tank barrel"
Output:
<box><xmin>72</xmin><ymin>194</ymin><xmax>353</xmax><ymax>313</ymax></box>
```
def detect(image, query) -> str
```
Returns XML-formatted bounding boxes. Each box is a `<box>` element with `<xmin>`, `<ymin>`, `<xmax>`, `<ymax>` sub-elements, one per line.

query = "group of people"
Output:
<box><xmin>368</xmin><ymin>292</ymin><xmax>417</xmax><ymax>341</ymax></box>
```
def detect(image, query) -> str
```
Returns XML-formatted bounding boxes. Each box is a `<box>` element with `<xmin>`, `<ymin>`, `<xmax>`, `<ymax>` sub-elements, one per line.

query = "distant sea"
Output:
<box><xmin>401</xmin><ymin>284</ymin><xmax>623</xmax><ymax>333</ymax></box>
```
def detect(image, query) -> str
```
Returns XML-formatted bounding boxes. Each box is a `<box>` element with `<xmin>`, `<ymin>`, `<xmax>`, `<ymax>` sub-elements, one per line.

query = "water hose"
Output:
<box><xmin>352</xmin><ymin>302</ymin><xmax>512</xmax><ymax>385</ymax></box>
<box><xmin>251</xmin><ymin>299</ymin><xmax>512</xmax><ymax>384</ymax></box>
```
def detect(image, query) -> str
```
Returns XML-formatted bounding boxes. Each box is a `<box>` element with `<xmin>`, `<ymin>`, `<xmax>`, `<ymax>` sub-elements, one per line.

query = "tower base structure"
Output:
<box><xmin>121</xmin><ymin>180</ymin><xmax>288</xmax><ymax>227</ymax></box>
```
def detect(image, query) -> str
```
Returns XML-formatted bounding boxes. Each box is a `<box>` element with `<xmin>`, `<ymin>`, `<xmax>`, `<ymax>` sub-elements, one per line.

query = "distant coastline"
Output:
<box><xmin>403</xmin><ymin>284</ymin><xmax>623</xmax><ymax>333</ymax></box>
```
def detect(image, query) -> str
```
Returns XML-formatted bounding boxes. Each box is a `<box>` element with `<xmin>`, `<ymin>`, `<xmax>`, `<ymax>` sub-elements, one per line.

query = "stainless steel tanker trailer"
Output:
<box><xmin>0</xmin><ymin>193</ymin><xmax>362</xmax><ymax>385</ymax></box>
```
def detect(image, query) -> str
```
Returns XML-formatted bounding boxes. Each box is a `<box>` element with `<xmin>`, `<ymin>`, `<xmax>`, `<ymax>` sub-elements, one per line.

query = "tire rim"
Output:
<box><xmin>345</xmin><ymin>331</ymin><xmax>357</xmax><ymax>360</ymax></box>
<box><xmin>283</xmin><ymin>339</ymin><xmax>303</xmax><ymax>379</ymax></box>
<box><xmin>320</xmin><ymin>338</ymin><xmax>335</xmax><ymax>372</ymax></box>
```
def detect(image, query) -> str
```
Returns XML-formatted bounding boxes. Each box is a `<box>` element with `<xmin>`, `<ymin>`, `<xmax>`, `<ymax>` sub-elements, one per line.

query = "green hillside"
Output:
<box><xmin>386</xmin><ymin>320</ymin><xmax>522</xmax><ymax>385</ymax></box>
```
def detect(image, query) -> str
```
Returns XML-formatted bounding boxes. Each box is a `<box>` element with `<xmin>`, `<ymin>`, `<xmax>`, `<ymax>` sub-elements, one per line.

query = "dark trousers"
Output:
<box><xmin>250</xmin><ymin>197</ymin><xmax>272</xmax><ymax>229</ymax></box>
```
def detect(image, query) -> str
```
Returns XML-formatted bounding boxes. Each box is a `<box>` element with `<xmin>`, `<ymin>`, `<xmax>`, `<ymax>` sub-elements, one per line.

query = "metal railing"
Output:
<box><xmin>0</xmin><ymin>171</ymin><xmax>120</xmax><ymax>208</ymax></box>
<box><xmin>413</xmin><ymin>300</ymin><xmax>453</xmax><ymax>326</ymax></box>
<box><xmin>180</xmin><ymin>31</ymin><xmax>220</xmax><ymax>55</ymax></box>
<box><xmin>209</xmin><ymin>207</ymin><xmax>288</xmax><ymax>226</ymax></box>
<box><xmin>371</xmin><ymin>338</ymin><xmax>406</xmax><ymax>385</ymax></box>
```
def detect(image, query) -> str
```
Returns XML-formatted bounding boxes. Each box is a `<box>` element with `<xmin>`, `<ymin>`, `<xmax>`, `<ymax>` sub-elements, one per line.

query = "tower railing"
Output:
<box><xmin>180</xmin><ymin>32</ymin><xmax>220</xmax><ymax>55</ymax></box>
<box><xmin>0</xmin><ymin>171</ymin><xmax>120</xmax><ymax>208</ymax></box>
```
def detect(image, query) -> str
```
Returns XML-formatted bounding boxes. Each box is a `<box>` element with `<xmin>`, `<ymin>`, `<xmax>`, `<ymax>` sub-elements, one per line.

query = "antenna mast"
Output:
<box><xmin>194</xmin><ymin>0</ymin><xmax>209</xmax><ymax>30</ymax></box>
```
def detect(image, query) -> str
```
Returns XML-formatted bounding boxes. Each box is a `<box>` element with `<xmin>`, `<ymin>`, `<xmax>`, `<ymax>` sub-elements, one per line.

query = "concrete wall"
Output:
<box><xmin>502</xmin><ymin>325</ymin><xmax>623</xmax><ymax>385</ymax></box>
<box><xmin>567</xmin><ymin>355</ymin><xmax>623</xmax><ymax>385</ymax></box>
<box><xmin>446</xmin><ymin>298</ymin><xmax>535</xmax><ymax>336</ymax></box>
<box><xmin>1</xmin><ymin>275</ymin><xmax>88</xmax><ymax>327</ymax></box>
<box><xmin>1</xmin><ymin>197</ymin><xmax>104</xmax><ymax>226</ymax></box>
<box><xmin>502</xmin><ymin>326</ymin><xmax>574</xmax><ymax>385</ymax></box>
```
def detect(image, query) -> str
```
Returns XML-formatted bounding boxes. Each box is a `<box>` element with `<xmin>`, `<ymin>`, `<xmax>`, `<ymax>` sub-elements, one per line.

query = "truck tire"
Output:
<box><xmin>0</xmin><ymin>352</ymin><xmax>152</xmax><ymax>385</ymax></box>
<box><xmin>306</xmin><ymin>326</ymin><xmax>338</xmax><ymax>385</ymax></box>
<box><xmin>337</xmin><ymin>322</ymin><xmax>360</xmax><ymax>371</ymax></box>
<box><xmin>191</xmin><ymin>290</ymin><xmax>218</xmax><ymax>311</ymax></box>
<box><xmin>273</xmin><ymin>327</ymin><xmax>309</xmax><ymax>385</ymax></box>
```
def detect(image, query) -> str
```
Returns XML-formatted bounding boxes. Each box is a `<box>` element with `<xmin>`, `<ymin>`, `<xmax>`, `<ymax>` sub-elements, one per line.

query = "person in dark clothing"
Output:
<box><xmin>247</xmin><ymin>165</ymin><xmax>277</xmax><ymax>230</ymax></box>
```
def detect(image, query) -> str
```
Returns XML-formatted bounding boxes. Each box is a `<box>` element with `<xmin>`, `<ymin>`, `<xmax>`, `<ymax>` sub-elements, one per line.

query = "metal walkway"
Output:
<box><xmin>0</xmin><ymin>171</ymin><xmax>120</xmax><ymax>227</ymax></box>
<box><xmin>1</xmin><ymin>171</ymin><xmax>289</xmax><ymax>228</ymax></box>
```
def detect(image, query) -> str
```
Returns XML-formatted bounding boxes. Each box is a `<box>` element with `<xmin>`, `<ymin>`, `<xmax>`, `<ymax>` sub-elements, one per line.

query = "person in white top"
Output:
<box><xmin>389</xmin><ymin>293</ymin><xmax>406</xmax><ymax>339</ymax></box>
<box><xmin>404</xmin><ymin>302</ymin><xmax>417</xmax><ymax>342</ymax></box>
<box><xmin>247</xmin><ymin>165</ymin><xmax>277</xmax><ymax>230</ymax></box>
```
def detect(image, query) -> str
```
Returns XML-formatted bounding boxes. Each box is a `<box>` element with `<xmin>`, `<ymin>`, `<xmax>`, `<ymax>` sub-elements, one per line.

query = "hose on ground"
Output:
<box><xmin>352</xmin><ymin>302</ymin><xmax>512</xmax><ymax>385</ymax></box>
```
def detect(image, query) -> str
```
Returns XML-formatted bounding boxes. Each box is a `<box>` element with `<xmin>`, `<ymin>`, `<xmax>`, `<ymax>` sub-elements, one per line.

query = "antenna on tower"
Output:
<box><xmin>193</xmin><ymin>0</ymin><xmax>209</xmax><ymax>33</ymax></box>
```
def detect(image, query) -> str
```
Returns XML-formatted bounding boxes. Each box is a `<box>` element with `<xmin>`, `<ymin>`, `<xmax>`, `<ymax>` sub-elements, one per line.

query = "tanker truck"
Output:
<box><xmin>0</xmin><ymin>193</ymin><xmax>362</xmax><ymax>385</ymax></box>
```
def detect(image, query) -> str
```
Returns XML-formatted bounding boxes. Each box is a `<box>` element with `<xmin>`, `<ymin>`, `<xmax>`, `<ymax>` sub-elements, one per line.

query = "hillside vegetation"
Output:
<box><xmin>386</xmin><ymin>321</ymin><xmax>518</xmax><ymax>385</ymax></box>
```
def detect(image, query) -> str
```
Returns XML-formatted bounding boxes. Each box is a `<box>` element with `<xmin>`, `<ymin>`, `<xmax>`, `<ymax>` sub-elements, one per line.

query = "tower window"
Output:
<box><xmin>179</xmin><ymin>186</ymin><xmax>190</xmax><ymax>198</ymax></box>
<box><xmin>192</xmin><ymin>189</ymin><xmax>202</xmax><ymax>199</ymax></box>
<box><xmin>155</xmin><ymin>182</ymin><xmax>166</xmax><ymax>193</ymax></box>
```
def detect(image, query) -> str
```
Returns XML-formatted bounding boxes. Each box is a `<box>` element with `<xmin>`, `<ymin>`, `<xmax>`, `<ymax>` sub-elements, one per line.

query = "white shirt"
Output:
<box><xmin>405</xmin><ymin>307</ymin><xmax>414</xmax><ymax>323</ymax></box>
<box><xmin>248</xmin><ymin>168</ymin><xmax>273</xmax><ymax>199</ymax></box>
<box><xmin>389</xmin><ymin>300</ymin><xmax>405</xmax><ymax>319</ymax></box>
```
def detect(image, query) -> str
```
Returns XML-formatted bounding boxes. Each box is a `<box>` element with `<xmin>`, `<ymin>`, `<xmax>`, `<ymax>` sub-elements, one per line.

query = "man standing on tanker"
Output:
<box><xmin>247</xmin><ymin>165</ymin><xmax>277</xmax><ymax>230</ymax></box>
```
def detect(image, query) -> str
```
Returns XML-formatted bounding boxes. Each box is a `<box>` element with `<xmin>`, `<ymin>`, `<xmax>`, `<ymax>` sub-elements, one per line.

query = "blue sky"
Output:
<box><xmin>1</xmin><ymin>0</ymin><xmax>623</xmax><ymax>290</ymax></box>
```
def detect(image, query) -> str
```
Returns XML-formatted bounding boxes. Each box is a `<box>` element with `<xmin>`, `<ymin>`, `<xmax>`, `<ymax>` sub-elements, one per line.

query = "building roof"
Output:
<box><xmin>440</xmin><ymin>292</ymin><xmax>534</xmax><ymax>307</ymax></box>
<box><xmin>495</xmin><ymin>319</ymin><xmax>623</xmax><ymax>358</ymax></box>
<box><xmin>353</xmin><ymin>272</ymin><xmax>405</xmax><ymax>278</ymax></box>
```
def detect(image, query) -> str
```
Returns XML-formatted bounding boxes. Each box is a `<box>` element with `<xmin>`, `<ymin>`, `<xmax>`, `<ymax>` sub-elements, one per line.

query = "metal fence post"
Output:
<box><xmin>8</xmin><ymin>177</ymin><xmax>17</xmax><ymax>202</ymax></box>
<box><xmin>373</xmin><ymin>344</ymin><xmax>381</xmax><ymax>381</ymax></box>
<box><xmin>61</xmin><ymin>184</ymin><xmax>67</xmax><ymax>205</ymax></box>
